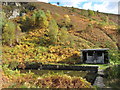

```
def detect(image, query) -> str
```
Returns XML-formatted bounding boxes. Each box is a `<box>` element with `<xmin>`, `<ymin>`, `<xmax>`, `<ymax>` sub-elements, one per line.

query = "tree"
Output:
<box><xmin>20</xmin><ymin>10</ymin><xmax>49</xmax><ymax>32</ymax></box>
<box><xmin>68</xmin><ymin>34</ymin><xmax>75</xmax><ymax>47</ymax></box>
<box><xmin>48</xmin><ymin>19</ymin><xmax>58</xmax><ymax>44</ymax></box>
<box><xmin>31</xmin><ymin>13</ymin><xmax>36</xmax><ymax>26</ymax></box>
<box><xmin>88</xmin><ymin>9</ymin><xmax>94</xmax><ymax>16</ymax></box>
<box><xmin>37</xmin><ymin>10</ymin><xmax>49</xmax><ymax>28</ymax></box>
<box><xmin>15</xmin><ymin>24</ymin><xmax>21</xmax><ymax>43</ymax></box>
<box><xmin>46</xmin><ymin>10</ymin><xmax>52</xmax><ymax>21</ymax></box>
<box><xmin>0</xmin><ymin>12</ymin><xmax>6</xmax><ymax>30</ymax></box>
<box><xmin>58</xmin><ymin>14</ymin><xmax>72</xmax><ymax>29</ymax></box>
<box><xmin>59</xmin><ymin>27</ymin><xmax>68</xmax><ymax>44</ymax></box>
<box><xmin>2</xmin><ymin>21</ymin><xmax>16</xmax><ymax>46</ymax></box>
<box><xmin>57</xmin><ymin>2</ymin><xmax>60</xmax><ymax>5</ymax></box>
<box><xmin>20</xmin><ymin>15</ymin><xmax>31</xmax><ymax>32</ymax></box>
<box><xmin>64</xmin><ymin>14</ymin><xmax>71</xmax><ymax>26</ymax></box>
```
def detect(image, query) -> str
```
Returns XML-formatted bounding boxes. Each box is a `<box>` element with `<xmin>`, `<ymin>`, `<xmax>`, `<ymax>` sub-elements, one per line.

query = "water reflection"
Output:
<box><xmin>20</xmin><ymin>70</ymin><xmax>89</xmax><ymax>77</ymax></box>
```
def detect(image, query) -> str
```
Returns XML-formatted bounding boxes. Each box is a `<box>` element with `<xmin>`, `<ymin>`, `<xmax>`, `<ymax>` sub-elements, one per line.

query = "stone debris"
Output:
<box><xmin>93</xmin><ymin>76</ymin><xmax>105</xmax><ymax>88</ymax></box>
<box><xmin>93</xmin><ymin>68</ymin><xmax>105</xmax><ymax>88</ymax></box>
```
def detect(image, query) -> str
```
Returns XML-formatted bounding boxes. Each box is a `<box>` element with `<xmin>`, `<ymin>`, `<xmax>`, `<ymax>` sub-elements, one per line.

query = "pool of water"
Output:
<box><xmin>20</xmin><ymin>70</ymin><xmax>97</xmax><ymax>84</ymax></box>
<box><xmin>20</xmin><ymin>70</ymin><xmax>89</xmax><ymax>78</ymax></box>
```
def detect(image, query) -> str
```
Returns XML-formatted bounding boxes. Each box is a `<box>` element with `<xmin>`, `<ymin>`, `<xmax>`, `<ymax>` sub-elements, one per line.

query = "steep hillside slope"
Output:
<box><xmin>29</xmin><ymin>2</ymin><xmax>119</xmax><ymax>49</ymax></box>
<box><xmin>1</xmin><ymin>2</ymin><xmax>120</xmax><ymax>88</ymax></box>
<box><xmin>2</xmin><ymin>2</ymin><xmax>120</xmax><ymax>49</ymax></box>
<box><xmin>2</xmin><ymin>2</ymin><xmax>120</xmax><ymax>65</ymax></box>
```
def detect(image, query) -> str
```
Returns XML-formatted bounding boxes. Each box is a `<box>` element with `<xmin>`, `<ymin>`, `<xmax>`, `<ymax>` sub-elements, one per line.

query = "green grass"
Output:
<box><xmin>46</xmin><ymin>62</ymin><xmax>120</xmax><ymax>70</ymax></box>
<box><xmin>43</xmin><ymin>63</ymin><xmax>111</xmax><ymax>70</ymax></box>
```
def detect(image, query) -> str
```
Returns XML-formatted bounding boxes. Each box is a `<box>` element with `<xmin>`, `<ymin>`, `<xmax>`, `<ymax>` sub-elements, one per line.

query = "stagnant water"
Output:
<box><xmin>20</xmin><ymin>70</ymin><xmax>88</xmax><ymax>77</ymax></box>
<box><xmin>20</xmin><ymin>70</ymin><xmax>97</xmax><ymax>84</ymax></box>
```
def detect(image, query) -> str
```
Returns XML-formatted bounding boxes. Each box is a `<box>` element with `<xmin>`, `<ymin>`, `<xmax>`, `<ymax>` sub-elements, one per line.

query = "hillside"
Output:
<box><xmin>32</xmin><ymin>2</ymin><xmax>120</xmax><ymax>48</ymax></box>
<box><xmin>3</xmin><ymin>2</ymin><xmax>120</xmax><ymax>48</ymax></box>
<box><xmin>1</xmin><ymin>1</ymin><xmax>120</xmax><ymax>88</ymax></box>
<box><xmin>1</xmin><ymin>2</ymin><xmax>120</xmax><ymax>65</ymax></box>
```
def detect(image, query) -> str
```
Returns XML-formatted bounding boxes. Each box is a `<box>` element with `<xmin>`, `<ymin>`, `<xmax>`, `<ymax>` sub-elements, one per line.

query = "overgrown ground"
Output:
<box><xmin>1</xmin><ymin>2</ymin><xmax>120</xmax><ymax>88</ymax></box>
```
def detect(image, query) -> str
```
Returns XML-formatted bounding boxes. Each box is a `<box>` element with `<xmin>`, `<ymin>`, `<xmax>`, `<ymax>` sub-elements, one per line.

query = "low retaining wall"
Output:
<box><xmin>17</xmin><ymin>63</ymin><xmax>98</xmax><ymax>85</ymax></box>
<box><xmin>18</xmin><ymin>63</ymin><xmax>98</xmax><ymax>72</ymax></box>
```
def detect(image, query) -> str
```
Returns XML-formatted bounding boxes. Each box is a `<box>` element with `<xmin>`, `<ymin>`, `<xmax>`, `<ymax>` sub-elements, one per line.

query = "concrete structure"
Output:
<box><xmin>81</xmin><ymin>48</ymin><xmax>109</xmax><ymax>64</ymax></box>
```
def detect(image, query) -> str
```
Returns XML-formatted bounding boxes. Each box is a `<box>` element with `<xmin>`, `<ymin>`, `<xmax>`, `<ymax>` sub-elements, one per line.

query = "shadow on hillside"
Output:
<box><xmin>58</xmin><ymin>54</ymin><xmax>82</xmax><ymax>65</ymax></box>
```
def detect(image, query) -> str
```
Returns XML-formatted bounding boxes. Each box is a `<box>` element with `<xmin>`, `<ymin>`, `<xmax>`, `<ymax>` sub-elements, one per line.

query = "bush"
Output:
<box><xmin>80</xmin><ymin>10</ymin><xmax>89</xmax><ymax>17</ymax></box>
<box><xmin>88</xmin><ymin>9</ymin><xmax>95</xmax><ymax>16</ymax></box>
<box><xmin>106</xmin><ymin>65</ymin><xmax>120</xmax><ymax>79</ymax></box>
<box><xmin>104</xmin><ymin>65</ymin><xmax>120</xmax><ymax>89</ymax></box>
<box><xmin>101</xmin><ymin>16</ymin><xmax>109</xmax><ymax>24</ymax></box>
<box><xmin>109</xmin><ymin>50</ymin><xmax>120</xmax><ymax>65</ymax></box>
<box><xmin>37</xmin><ymin>10</ymin><xmax>49</xmax><ymax>28</ymax></box>
<box><xmin>96</xmin><ymin>22</ymin><xmax>107</xmax><ymax>29</ymax></box>
<box><xmin>46</xmin><ymin>10</ymin><xmax>52</xmax><ymax>21</ymax></box>
<box><xmin>35</xmin><ymin>74</ymin><xmax>92</xmax><ymax>88</ymax></box>
<box><xmin>59</xmin><ymin>27</ymin><xmax>68</xmax><ymax>44</ymax></box>
<box><xmin>48</xmin><ymin>19</ymin><xmax>58</xmax><ymax>44</ymax></box>
<box><xmin>64</xmin><ymin>14</ymin><xmax>71</xmax><ymax>26</ymax></box>
<box><xmin>86</xmin><ymin>24</ymin><xmax>93</xmax><ymax>31</ymax></box>
<box><xmin>117</xmin><ymin>26</ymin><xmax>120</xmax><ymax>34</ymax></box>
<box><xmin>20</xmin><ymin>10</ymin><xmax>49</xmax><ymax>32</ymax></box>
<box><xmin>2</xmin><ymin>20</ymin><xmax>16</xmax><ymax>46</ymax></box>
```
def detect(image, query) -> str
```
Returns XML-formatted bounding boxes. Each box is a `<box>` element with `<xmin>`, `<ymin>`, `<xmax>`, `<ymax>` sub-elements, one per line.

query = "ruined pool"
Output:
<box><xmin>20</xmin><ymin>70</ymin><xmax>97</xmax><ymax>84</ymax></box>
<box><xmin>20</xmin><ymin>70</ymin><xmax>88</xmax><ymax>77</ymax></box>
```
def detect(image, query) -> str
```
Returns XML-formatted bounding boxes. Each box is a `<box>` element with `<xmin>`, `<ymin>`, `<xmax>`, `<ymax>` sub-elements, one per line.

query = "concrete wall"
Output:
<box><xmin>85</xmin><ymin>51</ymin><xmax>105</xmax><ymax>64</ymax></box>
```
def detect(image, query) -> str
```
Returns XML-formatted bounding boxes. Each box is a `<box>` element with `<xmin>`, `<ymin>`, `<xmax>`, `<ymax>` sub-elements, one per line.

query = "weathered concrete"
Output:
<box><xmin>93</xmin><ymin>76</ymin><xmax>105</xmax><ymax>88</ymax></box>
<box><xmin>93</xmin><ymin>69</ymin><xmax>105</xmax><ymax>88</ymax></box>
<box><xmin>21</xmin><ymin>64</ymin><xmax>98</xmax><ymax>72</ymax></box>
<box><xmin>17</xmin><ymin>64</ymin><xmax>99</xmax><ymax>85</ymax></box>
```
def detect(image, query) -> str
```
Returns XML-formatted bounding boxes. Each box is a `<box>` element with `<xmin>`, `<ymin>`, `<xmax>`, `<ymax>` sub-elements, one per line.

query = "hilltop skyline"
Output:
<box><xmin>38</xmin><ymin>0</ymin><xmax>119</xmax><ymax>14</ymax></box>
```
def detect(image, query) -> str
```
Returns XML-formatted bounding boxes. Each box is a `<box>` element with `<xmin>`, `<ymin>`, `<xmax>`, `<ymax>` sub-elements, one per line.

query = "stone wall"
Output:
<box><xmin>19</xmin><ymin>63</ymin><xmax>98</xmax><ymax>73</ymax></box>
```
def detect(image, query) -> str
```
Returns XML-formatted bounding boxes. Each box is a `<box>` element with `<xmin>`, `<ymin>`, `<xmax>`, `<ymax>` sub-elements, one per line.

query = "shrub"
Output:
<box><xmin>117</xmin><ymin>26</ymin><xmax>120</xmax><ymax>34</ymax></box>
<box><xmin>80</xmin><ymin>10</ymin><xmax>89</xmax><ymax>17</ymax></box>
<box><xmin>20</xmin><ymin>16</ymin><xmax>32</xmax><ymax>32</ymax></box>
<box><xmin>101</xmin><ymin>16</ymin><xmax>109</xmax><ymax>24</ymax></box>
<box><xmin>86</xmin><ymin>24</ymin><xmax>93</xmax><ymax>31</ymax></box>
<box><xmin>54</xmin><ymin>13</ymin><xmax>60</xmax><ymax>19</ymax></box>
<box><xmin>2</xmin><ymin>20</ymin><xmax>16</xmax><ymax>46</ymax></box>
<box><xmin>64</xmin><ymin>14</ymin><xmax>71</xmax><ymax>26</ymax></box>
<box><xmin>68</xmin><ymin>34</ymin><xmax>75</xmax><ymax>48</ymax></box>
<box><xmin>71</xmin><ymin>6</ymin><xmax>76</xmax><ymax>12</ymax></box>
<box><xmin>20</xmin><ymin>10</ymin><xmax>49</xmax><ymax>32</ymax></box>
<box><xmin>59</xmin><ymin>27</ymin><xmax>68</xmax><ymax>44</ymax></box>
<box><xmin>88</xmin><ymin>9</ymin><xmax>95</xmax><ymax>16</ymax></box>
<box><xmin>36</xmin><ymin>10</ymin><xmax>49</xmax><ymax>28</ymax></box>
<box><xmin>57</xmin><ymin>15</ymin><xmax>73</xmax><ymax>30</ymax></box>
<box><xmin>109</xmin><ymin>50</ymin><xmax>120</xmax><ymax>65</ymax></box>
<box><xmin>106</xmin><ymin>65</ymin><xmax>120</xmax><ymax>79</ymax></box>
<box><xmin>104</xmin><ymin>65</ymin><xmax>120</xmax><ymax>90</ymax></box>
<box><xmin>48</xmin><ymin>19</ymin><xmax>58</xmax><ymax>44</ymax></box>
<box><xmin>46</xmin><ymin>10</ymin><xmax>52</xmax><ymax>21</ymax></box>
<box><xmin>97</xmin><ymin>22</ymin><xmax>107</xmax><ymax>29</ymax></box>
<box><xmin>35</xmin><ymin>74</ymin><xmax>92</xmax><ymax>88</ymax></box>
<box><xmin>31</xmin><ymin>13</ymin><xmax>36</xmax><ymax>26</ymax></box>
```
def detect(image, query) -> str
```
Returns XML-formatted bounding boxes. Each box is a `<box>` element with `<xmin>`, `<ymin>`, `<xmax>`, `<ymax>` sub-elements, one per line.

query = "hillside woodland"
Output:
<box><xmin>1</xmin><ymin>2</ymin><xmax>120</xmax><ymax>88</ymax></box>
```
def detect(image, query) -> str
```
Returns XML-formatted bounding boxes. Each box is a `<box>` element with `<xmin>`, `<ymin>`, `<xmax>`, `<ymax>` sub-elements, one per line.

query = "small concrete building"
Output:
<box><xmin>81</xmin><ymin>48</ymin><xmax>109</xmax><ymax>64</ymax></box>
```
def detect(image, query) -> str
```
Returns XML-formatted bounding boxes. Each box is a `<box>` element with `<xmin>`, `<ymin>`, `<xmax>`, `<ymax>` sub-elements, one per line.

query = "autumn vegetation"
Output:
<box><xmin>1</xmin><ymin>2</ymin><xmax>120</xmax><ymax>88</ymax></box>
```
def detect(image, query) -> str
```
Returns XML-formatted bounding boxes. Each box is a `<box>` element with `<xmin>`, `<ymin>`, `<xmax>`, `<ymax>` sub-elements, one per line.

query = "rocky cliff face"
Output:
<box><xmin>9</xmin><ymin>9</ymin><xmax>20</xmax><ymax>19</ymax></box>
<box><xmin>2</xmin><ymin>2</ymin><xmax>27</xmax><ymax>6</ymax></box>
<box><xmin>2</xmin><ymin>2</ymin><xmax>36</xmax><ymax>19</ymax></box>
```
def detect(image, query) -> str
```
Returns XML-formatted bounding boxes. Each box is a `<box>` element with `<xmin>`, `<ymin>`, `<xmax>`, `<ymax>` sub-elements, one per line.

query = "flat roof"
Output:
<box><xmin>81</xmin><ymin>48</ymin><xmax>109</xmax><ymax>51</ymax></box>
